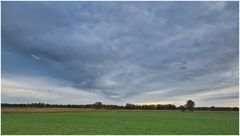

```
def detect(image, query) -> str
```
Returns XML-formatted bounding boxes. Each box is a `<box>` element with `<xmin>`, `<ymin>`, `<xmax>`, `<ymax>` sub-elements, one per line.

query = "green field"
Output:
<box><xmin>1</xmin><ymin>111</ymin><xmax>239</xmax><ymax>135</ymax></box>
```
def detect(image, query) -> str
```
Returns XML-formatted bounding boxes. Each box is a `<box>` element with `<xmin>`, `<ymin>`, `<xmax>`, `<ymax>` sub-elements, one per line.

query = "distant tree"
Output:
<box><xmin>142</xmin><ymin>104</ymin><xmax>156</xmax><ymax>110</ymax></box>
<box><xmin>210</xmin><ymin>106</ymin><xmax>215</xmax><ymax>111</ymax></box>
<box><xmin>94</xmin><ymin>102</ymin><xmax>102</xmax><ymax>105</ymax></box>
<box><xmin>93</xmin><ymin>102</ymin><xmax>103</xmax><ymax>109</ymax></box>
<box><xmin>185</xmin><ymin>100</ymin><xmax>195</xmax><ymax>111</ymax></box>
<box><xmin>179</xmin><ymin>105</ymin><xmax>186</xmax><ymax>112</ymax></box>
<box><xmin>232</xmin><ymin>107</ymin><xmax>239</xmax><ymax>111</ymax></box>
<box><xmin>125</xmin><ymin>103</ymin><xmax>136</xmax><ymax>109</ymax></box>
<box><xmin>156</xmin><ymin>104</ymin><xmax>163</xmax><ymax>110</ymax></box>
<box><xmin>4</xmin><ymin>102</ymin><xmax>239</xmax><ymax>111</ymax></box>
<box><xmin>166</xmin><ymin>104</ymin><xmax>177</xmax><ymax>110</ymax></box>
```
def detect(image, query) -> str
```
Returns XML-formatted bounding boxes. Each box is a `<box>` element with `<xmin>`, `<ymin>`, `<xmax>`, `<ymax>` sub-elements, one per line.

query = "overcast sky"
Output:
<box><xmin>2</xmin><ymin>2</ymin><xmax>239</xmax><ymax>107</ymax></box>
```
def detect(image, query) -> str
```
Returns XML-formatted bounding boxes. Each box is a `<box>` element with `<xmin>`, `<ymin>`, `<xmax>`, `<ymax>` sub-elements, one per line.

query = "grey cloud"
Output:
<box><xmin>2</xmin><ymin>2</ymin><xmax>239</xmax><ymax>106</ymax></box>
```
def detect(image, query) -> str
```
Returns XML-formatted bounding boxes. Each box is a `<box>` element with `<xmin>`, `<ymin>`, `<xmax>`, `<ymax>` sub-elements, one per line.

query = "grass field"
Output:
<box><xmin>1</xmin><ymin>110</ymin><xmax>239</xmax><ymax>135</ymax></box>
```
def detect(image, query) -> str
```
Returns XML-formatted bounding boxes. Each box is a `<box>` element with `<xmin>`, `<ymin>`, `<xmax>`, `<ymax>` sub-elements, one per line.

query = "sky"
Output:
<box><xmin>1</xmin><ymin>1</ymin><xmax>239</xmax><ymax>107</ymax></box>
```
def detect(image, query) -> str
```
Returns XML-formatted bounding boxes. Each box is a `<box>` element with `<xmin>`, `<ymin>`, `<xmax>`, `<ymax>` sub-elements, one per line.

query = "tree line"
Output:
<box><xmin>1</xmin><ymin>100</ymin><xmax>239</xmax><ymax>111</ymax></box>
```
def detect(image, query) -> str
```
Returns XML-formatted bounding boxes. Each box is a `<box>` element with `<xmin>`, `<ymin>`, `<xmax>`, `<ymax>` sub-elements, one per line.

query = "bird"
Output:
<box><xmin>178</xmin><ymin>60</ymin><xmax>189</xmax><ymax>71</ymax></box>
<box><xmin>31</xmin><ymin>54</ymin><xmax>40</xmax><ymax>60</ymax></box>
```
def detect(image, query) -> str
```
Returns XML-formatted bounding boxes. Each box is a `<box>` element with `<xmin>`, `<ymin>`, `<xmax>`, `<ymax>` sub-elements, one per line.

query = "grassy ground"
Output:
<box><xmin>1</xmin><ymin>111</ymin><xmax>239</xmax><ymax>135</ymax></box>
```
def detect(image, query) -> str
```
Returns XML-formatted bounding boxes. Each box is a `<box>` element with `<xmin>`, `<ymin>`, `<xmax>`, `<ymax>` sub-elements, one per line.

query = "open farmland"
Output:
<box><xmin>1</xmin><ymin>107</ymin><xmax>104</xmax><ymax>113</ymax></box>
<box><xmin>1</xmin><ymin>110</ymin><xmax>239</xmax><ymax>135</ymax></box>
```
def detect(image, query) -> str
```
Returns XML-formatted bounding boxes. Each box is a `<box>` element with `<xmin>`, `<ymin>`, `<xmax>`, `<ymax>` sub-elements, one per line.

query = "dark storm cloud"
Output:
<box><xmin>2</xmin><ymin>2</ymin><xmax>239</xmax><ymax>106</ymax></box>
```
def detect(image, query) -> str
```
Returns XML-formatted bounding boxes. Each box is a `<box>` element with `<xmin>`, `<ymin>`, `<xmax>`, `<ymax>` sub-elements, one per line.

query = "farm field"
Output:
<box><xmin>1</xmin><ymin>107</ymin><xmax>105</xmax><ymax>113</ymax></box>
<box><xmin>1</xmin><ymin>110</ymin><xmax>239</xmax><ymax>135</ymax></box>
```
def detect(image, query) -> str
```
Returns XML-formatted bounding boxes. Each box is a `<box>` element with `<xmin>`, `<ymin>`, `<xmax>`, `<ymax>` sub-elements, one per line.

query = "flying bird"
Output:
<box><xmin>31</xmin><ymin>54</ymin><xmax>40</xmax><ymax>60</ymax></box>
<box><xmin>178</xmin><ymin>60</ymin><xmax>190</xmax><ymax>71</ymax></box>
<box><xmin>180</xmin><ymin>65</ymin><xmax>189</xmax><ymax>71</ymax></box>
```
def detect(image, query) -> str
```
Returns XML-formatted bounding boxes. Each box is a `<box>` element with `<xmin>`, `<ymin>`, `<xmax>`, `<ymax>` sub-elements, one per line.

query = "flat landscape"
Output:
<box><xmin>1</xmin><ymin>1</ymin><xmax>239</xmax><ymax>135</ymax></box>
<box><xmin>1</xmin><ymin>109</ymin><xmax>239</xmax><ymax>135</ymax></box>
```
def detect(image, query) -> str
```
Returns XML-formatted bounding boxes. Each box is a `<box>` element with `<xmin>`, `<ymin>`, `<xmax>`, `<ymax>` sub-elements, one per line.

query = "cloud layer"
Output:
<box><xmin>2</xmin><ymin>2</ymin><xmax>239</xmax><ymax>106</ymax></box>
